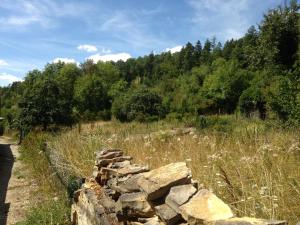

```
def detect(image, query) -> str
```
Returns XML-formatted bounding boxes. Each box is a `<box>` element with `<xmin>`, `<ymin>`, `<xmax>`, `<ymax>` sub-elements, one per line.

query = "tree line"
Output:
<box><xmin>0</xmin><ymin>1</ymin><xmax>299</xmax><ymax>130</ymax></box>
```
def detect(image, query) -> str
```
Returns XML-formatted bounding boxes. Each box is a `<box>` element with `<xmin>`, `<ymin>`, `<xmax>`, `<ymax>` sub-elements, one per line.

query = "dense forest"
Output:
<box><xmin>0</xmin><ymin>1</ymin><xmax>299</xmax><ymax>130</ymax></box>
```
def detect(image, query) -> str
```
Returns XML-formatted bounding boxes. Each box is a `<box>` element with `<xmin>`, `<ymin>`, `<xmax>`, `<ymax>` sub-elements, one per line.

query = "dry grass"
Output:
<box><xmin>48</xmin><ymin>119</ymin><xmax>300</xmax><ymax>224</ymax></box>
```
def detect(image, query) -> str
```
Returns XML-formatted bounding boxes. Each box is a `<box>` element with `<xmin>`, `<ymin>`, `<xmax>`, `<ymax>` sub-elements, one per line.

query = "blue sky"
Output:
<box><xmin>0</xmin><ymin>0</ymin><xmax>287</xmax><ymax>86</ymax></box>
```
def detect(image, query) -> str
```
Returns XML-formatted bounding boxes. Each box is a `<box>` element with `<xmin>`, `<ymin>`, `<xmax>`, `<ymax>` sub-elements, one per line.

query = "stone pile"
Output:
<box><xmin>71</xmin><ymin>149</ymin><xmax>287</xmax><ymax>225</ymax></box>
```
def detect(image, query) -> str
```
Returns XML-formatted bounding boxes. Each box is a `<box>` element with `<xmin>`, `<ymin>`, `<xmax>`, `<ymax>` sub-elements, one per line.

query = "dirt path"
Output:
<box><xmin>0</xmin><ymin>136</ymin><xmax>36</xmax><ymax>225</ymax></box>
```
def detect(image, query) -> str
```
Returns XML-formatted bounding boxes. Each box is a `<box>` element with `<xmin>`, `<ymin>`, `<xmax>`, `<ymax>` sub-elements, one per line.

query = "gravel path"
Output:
<box><xmin>0</xmin><ymin>137</ymin><xmax>35</xmax><ymax>225</ymax></box>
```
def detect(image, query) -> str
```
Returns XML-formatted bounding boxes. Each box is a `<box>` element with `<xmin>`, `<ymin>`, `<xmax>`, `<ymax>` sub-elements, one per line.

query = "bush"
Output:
<box><xmin>112</xmin><ymin>88</ymin><xmax>166</xmax><ymax>122</ymax></box>
<box><xmin>197</xmin><ymin>115</ymin><xmax>235</xmax><ymax>132</ymax></box>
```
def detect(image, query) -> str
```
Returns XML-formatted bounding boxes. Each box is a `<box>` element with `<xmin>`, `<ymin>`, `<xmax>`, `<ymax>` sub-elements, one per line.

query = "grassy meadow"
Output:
<box><xmin>42</xmin><ymin>116</ymin><xmax>300</xmax><ymax>224</ymax></box>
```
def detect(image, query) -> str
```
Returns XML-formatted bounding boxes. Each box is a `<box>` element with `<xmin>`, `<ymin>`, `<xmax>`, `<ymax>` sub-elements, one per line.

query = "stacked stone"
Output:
<box><xmin>71</xmin><ymin>149</ymin><xmax>287</xmax><ymax>225</ymax></box>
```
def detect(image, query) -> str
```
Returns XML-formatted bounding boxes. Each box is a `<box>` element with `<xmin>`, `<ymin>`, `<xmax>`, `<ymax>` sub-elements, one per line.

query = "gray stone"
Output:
<box><xmin>137</xmin><ymin>162</ymin><xmax>192</xmax><ymax>200</ymax></box>
<box><xmin>165</xmin><ymin>184</ymin><xmax>197</xmax><ymax>214</ymax></box>
<box><xmin>101</xmin><ymin>164</ymin><xmax>149</xmax><ymax>177</ymax></box>
<box><xmin>110</xmin><ymin>174</ymin><xmax>144</xmax><ymax>194</ymax></box>
<box><xmin>179</xmin><ymin>189</ymin><xmax>233</xmax><ymax>225</ymax></box>
<box><xmin>96</xmin><ymin>156</ymin><xmax>132</xmax><ymax>167</ymax></box>
<box><xmin>71</xmin><ymin>183</ymin><xmax>118</xmax><ymax>225</ymax></box>
<box><xmin>111</xmin><ymin>160</ymin><xmax>131</xmax><ymax>168</ymax></box>
<box><xmin>96</xmin><ymin>149</ymin><xmax>123</xmax><ymax>160</ymax></box>
<box><xmin>155</xmin><ymin>204</ymin><xmax>181</xmax><ymax>225</ymax></box>
<box><xmin>117</xmin><ymin>192</ymin><xmax>155</xmax><ymax>218</ymax></box>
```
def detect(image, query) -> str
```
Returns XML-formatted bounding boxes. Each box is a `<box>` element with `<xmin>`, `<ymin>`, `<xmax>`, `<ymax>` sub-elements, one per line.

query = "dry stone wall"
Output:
<box><xmin>71</xmin><ymin>149</ymin><xmax>287</xmax><ymax>225</ymax></box>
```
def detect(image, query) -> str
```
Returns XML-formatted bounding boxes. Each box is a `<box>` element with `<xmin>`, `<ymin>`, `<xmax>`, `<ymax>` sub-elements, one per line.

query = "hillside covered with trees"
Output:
<box><xmin>0</xmin><ymin>1</ymin><xmax>299</xmax><ymax>130</ymax></box>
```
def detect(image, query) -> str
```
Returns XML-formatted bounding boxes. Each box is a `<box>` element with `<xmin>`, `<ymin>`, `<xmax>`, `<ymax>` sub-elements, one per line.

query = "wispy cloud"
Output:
<box><xmin>77</xmin><ymin>44</ymin><xmax>98</xmax><ymax>53</ymax></box>
<box><xmin>53</xmin><ymin>58</ymin><xmax>77</xmax><ymax>64</ymax></box>
<box><xmin>165</xmin><ymin>45</ymin><xmax>182</xmax><ymax>54</ymax></box>
<box><xmin>0</xmin><ymin>0</ymin><xmax>93</xmax><ymax>29</ymax></box>
<box><xmin>87</xmin><ymin>53</ymin><xmax>131</xmax><ymax>63</ymax></box>
<box><xmin>0</xmin><ymin>73</ymin><xmax>22</xmax><ymax>83</ymax></box>
<box><xmin>99</xmin><ymin>10</ymin><xmax>168</xmax><ymax>50</ymax></box>
<box><xmin>0</xmin><ymin>59</ymin><xmax>8</xmax><ymax>66</ymax></box>
<box><xmin>187</xmin><ymin>0</ymin><xmax>251</xmax><ymax>40</ymax></box>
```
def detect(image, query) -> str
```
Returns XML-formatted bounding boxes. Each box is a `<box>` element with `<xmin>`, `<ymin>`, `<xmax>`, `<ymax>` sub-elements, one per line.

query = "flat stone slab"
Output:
<box><xmin>212</xmin><ymin>217</ymin><xmax>287</xmax><ymax>225</ymax></box>
<box><xmin>111</xmin><ymin>174</ymin><xmax>145</xmax><ymax>193</ymax></box>
<box><xmin>96</xmin><ymin>156</ymin><xmax>132</xmax><ymax>167</ymax></box>
<box><xmin>155</xmin><ymin>204</ymin><xmax>182</xmax><ymax>225</ymax></box>
<box><xmin>117</xmin><ymin>192</ymin><xmax>155</xmax><ymax>218</ymax></box>
<box><xmin>165</xmin><ymin>184</ymin><xmax>197</xmax><ymax>213</ymax></box>
<box><xmin>138</xmin><ymin>162</ymin><xmax>192</xmax><ymax>200</ymax></box>
<box><xmin>179</xmin><ymin>189</ymin><xmax>233</xmax><ymax>224</ymax></box>
<box><xmin>95</xmin><ymin>149</ymin><xmax>123</xmax><ymax>160</ymax></box>
<box><xmin>101</xmin><ymin>164</ymin><xmax>149</xmax><ymax>177</ymax></box>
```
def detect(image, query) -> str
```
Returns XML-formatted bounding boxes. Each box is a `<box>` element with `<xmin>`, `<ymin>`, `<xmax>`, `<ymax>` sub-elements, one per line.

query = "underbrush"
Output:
<box><xmin>18</xmin><ymin>132</ymin><xmax>71</xmax><ymax>225</ymax></box>
<box><xmin>47</xmin><ymin>117</ymin><xmax>300</xmax><ymax>224</ymax></box>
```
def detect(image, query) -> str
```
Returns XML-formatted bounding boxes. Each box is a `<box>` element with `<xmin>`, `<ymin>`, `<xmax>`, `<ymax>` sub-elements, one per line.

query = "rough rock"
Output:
<box><xmin>71</xmin><ymin>185</ymin><xmax>118</xmax><ymax>225</ymax></box>
<box><xmin>96</xmin><ymin>156</ymin><xmax>132</xmax><ymax>167</ymax></box>
<box><xmin>96</xmin><ymin>149</ymin><xmax>123</xmax><ymax>160</ymax></box>
<box><xmin>117</xmin><ymin>192</ymin><xmax>155</xmax><ymax>218</ymax></box>
<box><xmin>111</xmin><ymin>174</ymin><xmax>144</xmax><ymax>193</ymax></box>
<box><xmin>138</xmin><ymin>162</ymin><xmax>191</xmax><ymax>200</ymax></box>
<box><xmin>143</xmin><ymin>216</ymin><xmax>167</xmax><ymax>225</ymax></box>
<box><xmin>111</xmin><ymin>160</ymin><xmax>132</xmax><ymax>168</ymax></box>
<box><xmin>155</xmin><ymin>204</ymin><xmax>182</xmax><ymax>225</ymax></box>
<box><xmin>165</xmin><ymin>184</ymin><xmax>197</xmax><ymax>213</ymax></box>
<box><xmin>211</xmin><ymin>217</ymin><xmax>287</xmax><ymax>225</ymax></box>
<box><xmin>179</xmin><ymin>189</ymin><xmax>233</xmax><ymax>225</ymax></box>
<box><xmin>101</xmin><ymin>164</ymin><xmax>149</xmax><ymax>177</ymax></box>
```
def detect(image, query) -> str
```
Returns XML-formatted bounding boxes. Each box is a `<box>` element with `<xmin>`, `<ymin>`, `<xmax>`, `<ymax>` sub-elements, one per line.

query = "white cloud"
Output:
<box><xmin>53</xmin><ymin>58</ymin><xmax>77</xmax><ymax>64</ymax></box>
<box><xmin>0</xmin><ymin>59</ymin><xmax>9</xmax><ymax>66</ymax></box>
<box><xmin>165</xmin><ymin>45</ymin><xmax>183</xmax><ymax>54</ymax></box>
<box><xmin>77</xmin><ymin>44</ymin><xmax>98</xmax><ymax>53</ymax></box>
<box><xmin>0</xmin><ymin>73</ymin><xmax>22</xmax><ymax>83</ymax></box>
<box><xmin>87</xmin><ymin>53</ymin><xmax>131</xmax><ymax>63</ymax></box>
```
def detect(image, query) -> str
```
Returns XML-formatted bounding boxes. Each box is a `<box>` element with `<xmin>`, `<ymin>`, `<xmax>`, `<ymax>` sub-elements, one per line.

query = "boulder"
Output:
<box><xmin>179</xmin><ymin>189</ymin><xmax>233</xmax><ymax>225</ymax></box>
<box><xmin>165</xmin><ymin>184</ymin><xmax>197</xmax><ymax>213</ymax></box>
<box><xmin>211</xmin><ymin>217</ymin><xmax>287</xmax><ymax>225</ymax></box>
<box><xmin>155</xmin><ymin>204</ymin><xmax>182</xmax><ymax>225</ymax></box>
<box><xmin>117</xmin><ymin>192</ymin><xmax>155</xmax><ymax>218</ymax></box>
<box><xmin>137</xmin><ymin>162</ymin><xmax>192</xmax><ymax>200</ymax></box>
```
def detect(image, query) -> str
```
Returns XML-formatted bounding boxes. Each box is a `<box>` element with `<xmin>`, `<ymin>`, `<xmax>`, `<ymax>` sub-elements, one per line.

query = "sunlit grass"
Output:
<box><xmin>49</xmin><ymin>117</ymin><xmax>300</xmax><ymax>224</ymax></box>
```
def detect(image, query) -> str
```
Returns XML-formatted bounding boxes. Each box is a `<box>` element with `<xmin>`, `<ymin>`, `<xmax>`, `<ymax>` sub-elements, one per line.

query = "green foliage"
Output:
<box><xmin>20</xmin><ymin>78</ymin><xmax>74</xmax><ymax>130</ymax></box>
<box><xmin>16</xmin><ymin>200</ymin><xmax>70</xmax><ymax>225</ymax></box>
<box><xmin>0</xmin><ymin>1</ymin><xmax>299</xmax><ymax>127</ymax></box>
<box><xmin>74</xmin><ymin>75</ymin><xmax>110</xmax><ymax>117</ymax></box>
<box><xmin>112</xmin><ymin>88</ymin><xmax>165</xmax><ymax>122</ymax></box>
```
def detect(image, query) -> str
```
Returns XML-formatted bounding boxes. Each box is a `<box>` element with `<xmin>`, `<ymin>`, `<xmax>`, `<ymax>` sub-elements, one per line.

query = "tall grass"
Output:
<box><xmin>48</xmin><ymin>117</ymin><xmax>300</xmax><ymax>224</ymax></box>
<box><xmin>18</xmin><ymin>132</ymin><xmax>71</xmax><ymax>225</ymax></box>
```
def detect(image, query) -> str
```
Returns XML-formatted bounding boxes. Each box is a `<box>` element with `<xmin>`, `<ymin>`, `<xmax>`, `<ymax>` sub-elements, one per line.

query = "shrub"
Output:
<box><xmin>112</xmin><ymin>88</ymin><xmax>166</xmax><ymax>122</ymax></box>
